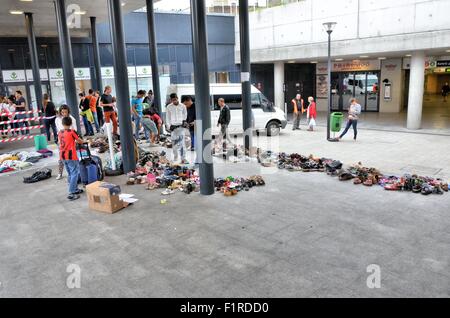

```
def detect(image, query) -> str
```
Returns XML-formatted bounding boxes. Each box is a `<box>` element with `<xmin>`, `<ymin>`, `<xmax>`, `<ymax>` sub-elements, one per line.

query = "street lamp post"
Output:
<box><xmin>323</xmin><ymin>22</ymin><xmax>336</xmax><ymax>141</ymax></box>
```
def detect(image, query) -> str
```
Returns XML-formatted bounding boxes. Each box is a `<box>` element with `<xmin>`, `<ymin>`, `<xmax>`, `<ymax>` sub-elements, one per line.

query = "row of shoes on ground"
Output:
<box><xmin>380</xmin><ymin>174</ymin><xmax>448</xmax><ymax>195</ymax></box>
<box><xmin>258</xmin><ymin>150</ymin><xmax>449</xmax><ymax>197</ymax></box>
<box><xmin>215</xmin><ymin>175</ymin><xmax>265</xmax><ymax>196</ymax></box>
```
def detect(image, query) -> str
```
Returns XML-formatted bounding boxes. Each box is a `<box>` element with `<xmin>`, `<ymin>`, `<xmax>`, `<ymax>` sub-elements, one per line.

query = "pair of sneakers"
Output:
<box><xmin>68</xmin><ymin>189</ymin><xmax>84</xmax><ymax>201</ymax></box>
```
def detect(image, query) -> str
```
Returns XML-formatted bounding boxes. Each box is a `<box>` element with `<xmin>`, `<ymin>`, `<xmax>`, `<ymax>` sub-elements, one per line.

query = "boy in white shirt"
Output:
<box><xmin>165</xmin><ymin>93</ymin><xmax>188</xmax><ymax>163</ymax></box>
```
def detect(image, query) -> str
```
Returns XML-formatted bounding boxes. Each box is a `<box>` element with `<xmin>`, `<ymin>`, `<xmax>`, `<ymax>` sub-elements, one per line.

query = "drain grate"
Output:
<box><xmin>400</xmin><ymin>165</ymin><xmax>442</xmax><ymax>176</ymax></box>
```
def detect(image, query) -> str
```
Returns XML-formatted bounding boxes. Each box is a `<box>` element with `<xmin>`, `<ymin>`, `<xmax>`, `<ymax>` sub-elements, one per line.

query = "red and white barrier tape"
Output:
<box><xmin>0</xmin><ymin>134</ymin><xmax>41</xmax><ymax>143</ymax></box>
<box><xmin>8</xmin><ymin>110</ymin><xmax>39</xmax><ymax>116</ymax></box>
<box><xmin>0</xmin><ymin>125</ymin><xmax>45</xmax><ymax>134</ymax></box>
<box><xmin>0</xmin><ymin>116</ymin><xmax>44</xmax><ymax>125</ymax></box>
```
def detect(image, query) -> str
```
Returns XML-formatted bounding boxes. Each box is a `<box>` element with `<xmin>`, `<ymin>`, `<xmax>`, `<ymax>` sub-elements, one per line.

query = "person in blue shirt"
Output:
<box><xmin>131</xmin><ymin>90</ymin><xmax>146</xmax><ymax>140</ymax></box>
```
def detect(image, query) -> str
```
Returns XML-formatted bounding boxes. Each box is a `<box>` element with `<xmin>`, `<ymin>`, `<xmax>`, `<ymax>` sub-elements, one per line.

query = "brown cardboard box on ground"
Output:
<box><xmin>86</xmin><ymin>181</ymin><xmax>129</xmax><ymax>214</ymax></box>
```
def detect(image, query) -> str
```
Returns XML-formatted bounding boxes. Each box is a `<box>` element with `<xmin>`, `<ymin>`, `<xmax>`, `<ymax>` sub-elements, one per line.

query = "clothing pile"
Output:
<box><xmin>0</xmin><ymin>149</ymin><xmax>53</xmax><ymax>174</ymax></box>
<box><xmin>258</xmin><ymin>151</ymin><xmax>449</xmax><ymax>196</ymax></box>
<box><xmin>214</xmin><ymin>175</ymin><xmax>265</xmax><ymax>196</ymax></box>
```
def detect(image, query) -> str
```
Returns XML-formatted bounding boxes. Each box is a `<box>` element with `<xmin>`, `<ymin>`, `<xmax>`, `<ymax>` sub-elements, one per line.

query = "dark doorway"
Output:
<box><xmin>284</xmin><ymin>63</ymin><xmax>315</xmax><ymax>113</ymax></box>
<box><xmin>251</xmin><ymin>63</ymin><xmax>274</xmax><ymax>102</ymax></box>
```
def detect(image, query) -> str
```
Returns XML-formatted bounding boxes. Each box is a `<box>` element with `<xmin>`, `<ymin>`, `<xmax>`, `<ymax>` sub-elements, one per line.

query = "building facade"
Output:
<box><xmin>0</xmin><ymin>12</ymin><xmax>239</xmax><ymax>108</ymax></box>
<box><xmin>236</xmin><ymin>0</ymin><xmax>450</xmax><ymax>129</ymax></box>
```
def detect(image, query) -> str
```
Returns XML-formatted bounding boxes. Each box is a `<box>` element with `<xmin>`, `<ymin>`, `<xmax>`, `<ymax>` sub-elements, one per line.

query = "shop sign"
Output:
<box><xmin>101</xmin><ymin>67</ymin><xmax>114</xmax><ymax>79</ymax></box>
<box><xmin>403</xmin><ymin>58</ymin><xmax>437</xmax><ymax>70</ymax></box>
<box><xmin>2</xmin><ymin>70</ymin><xmax>26</xmax><ymax>83</ymax></box>
<box><xmin>317</xmin><ymin>59</ymin><xmax>381</xmax><ymax>73</ymax></box>
<box><xmin>74</xmin><ymin>68</ymin><xmax>91</xmax><ymax>80</ymax></box>
<box><xmin>136</xmin><ymin>66</ymin><xmax>152</xmax><ymax>78</ymax></box>
<box><xmin>384</xmin><ymin>63</ymin><xmax>398</xmax><ymax>71</ymax></box>
<box><xmin>25</xmin><ymin>69</ymin><xmax>49</xmax><ymax>82</ymax></box>
<box><xmin>127</xmin><ymin>66</ymin><xmax>136</xmax><ymax>78</ymax></box>
<box><xmin>316</xmin><ymin>74</ymin><xmax>328</xmax><ymax>99</ymax></box>
<box><xmin>49</xmin><ymin>68</ymin><xmax>64</xmax><ymax>81</ymax></box>
<box><xmin>436</xmin><ymin>60</ymin><xmax>450</xmax><ymax>67</ymax></box>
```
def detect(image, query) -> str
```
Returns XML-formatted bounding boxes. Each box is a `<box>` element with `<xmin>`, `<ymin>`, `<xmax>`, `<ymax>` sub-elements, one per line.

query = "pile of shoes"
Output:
<box><xmin>214</xmin><ymin>175</ymin><xmax>265</xmax><ymax>196</ymax></box>
<box><xmin>337</xmin><ymin>162</ymin><xmax>382</xmax><ymax>186</ymax></box>
<box><xmin>258</xmin><ymin>149</ymin><xmax>449</xmax><ymax>197</ymax></box>
<box><xmin>380</xmin><ymin>174</ymin><xmax>448</xmax><ymax>195</ymax></box>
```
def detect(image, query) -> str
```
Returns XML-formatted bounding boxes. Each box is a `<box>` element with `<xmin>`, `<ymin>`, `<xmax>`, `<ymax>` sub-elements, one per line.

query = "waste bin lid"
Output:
<box><xmin>331</xmin><ymin>112</ymin><xmax>344</xmax><ymax>117</ymax></box>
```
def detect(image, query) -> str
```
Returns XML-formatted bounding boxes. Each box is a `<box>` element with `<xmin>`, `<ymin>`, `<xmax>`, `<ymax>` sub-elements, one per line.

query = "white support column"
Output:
<box><xmin>406</xmin><ymin>51</ymin><xmax>425</xmax><ymax>130</ymax></box>
<box><xmin>274</xmin><ymin>61</ymin><xmax>285</xmax><ymax>109</ymax></box>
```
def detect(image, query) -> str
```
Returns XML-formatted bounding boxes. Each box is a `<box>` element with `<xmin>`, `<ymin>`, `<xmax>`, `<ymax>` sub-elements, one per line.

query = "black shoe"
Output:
<box><xmin>68</xmin><ymin>194</ymin><xmax>80</xmax><ymax>201</ymax></box>
<box><xmin>74</xmin><ymin>189</ymin><xmax>84</xmax><ymax>194</ymax></box>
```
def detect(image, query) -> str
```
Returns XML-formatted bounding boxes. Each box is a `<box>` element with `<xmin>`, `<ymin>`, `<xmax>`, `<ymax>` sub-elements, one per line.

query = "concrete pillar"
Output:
<box><xmin>239</xmin><ymin>0</ymin><xmax>252</xmax><ymax>151</ymax></box>
<box><xmin>24</xmin><ymin>13</ymin><xmax>43</xmax><ymax>112</ymax></box>
<box><xmin>146</xmin><ymin>0</ymin><xmax>162</xmax><ymax>115</ymax></box>
<box><xmin>274</xmin><ymin>61</ymin><xmax>285</xmax><ymax>109</ymax></box>
<box><xmin>107</xmin><ymin>0</ymin><xmax>136</xmax><ymax>173</ymax></box>
<box><xmin>54</xmin><ymin>0</ymin><xmax>81</xmax><ymax>131</ymax></box>
<box><xmin>190</xmin><ymin>0</ymin><xmax>214</xmax><ymax>195</ymax></box>
<box><xmin>406</xmin><ymin>51</ymin><xmax>425</xmax><ymax>130</ymax></box>
<box><xmin>90</xmin><ymin>17</ymin><xmax>103</xmax><ymax>92</ymax></box>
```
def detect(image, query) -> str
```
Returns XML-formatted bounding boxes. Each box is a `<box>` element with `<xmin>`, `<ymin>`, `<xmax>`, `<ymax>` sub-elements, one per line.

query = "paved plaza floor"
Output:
<box><xmin>1</xmin><ymin>119</ymin><xmax>449</xmax><ymax>298</ymax></box>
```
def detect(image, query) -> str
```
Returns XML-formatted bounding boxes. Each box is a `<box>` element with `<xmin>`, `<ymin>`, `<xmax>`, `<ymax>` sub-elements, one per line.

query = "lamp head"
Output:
<box><xmin>323</xmin><ymin>22</ymin><xmax>337</xmax><ymax>34</ymax></box>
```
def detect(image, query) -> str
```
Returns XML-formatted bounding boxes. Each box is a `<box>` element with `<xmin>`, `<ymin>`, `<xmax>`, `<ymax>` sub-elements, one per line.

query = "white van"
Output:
<box><xmin>165</xmin><ymin>84</ymin><xmax>287</xmax><ymax>136</ymax></box>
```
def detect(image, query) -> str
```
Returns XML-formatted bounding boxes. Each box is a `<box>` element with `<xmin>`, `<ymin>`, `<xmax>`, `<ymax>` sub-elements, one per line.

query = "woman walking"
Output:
<box><xmin>336</xmin><ymin>98</ymin><xmax>361</xmax><ymax>141</ymax></box>
<box><xmin>306</xmin><ymin>97</ymin><xmax>317</xmax><ymax>131</ymax></box>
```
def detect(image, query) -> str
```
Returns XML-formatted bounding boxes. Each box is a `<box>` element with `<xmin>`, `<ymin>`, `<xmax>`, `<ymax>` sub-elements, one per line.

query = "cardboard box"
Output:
<box><xmin>86</xmin><ymin>181</ymin><xmax>128</xmax><ymax>214</ymax></box>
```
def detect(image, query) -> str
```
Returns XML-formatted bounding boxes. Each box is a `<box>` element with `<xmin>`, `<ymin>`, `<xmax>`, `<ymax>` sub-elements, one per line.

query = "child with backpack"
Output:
<box><xmin>58</xmin><ymin>116</ymin><xmax>87</xmax><ymax>201</ymax></box>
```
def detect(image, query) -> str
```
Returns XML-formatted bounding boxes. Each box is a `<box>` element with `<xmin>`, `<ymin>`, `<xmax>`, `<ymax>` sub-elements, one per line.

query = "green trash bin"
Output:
<box><xmin>34</xmin><ymin>135</ymin><xmax>48</xmax><ymax>151</ymax></box>
<box><xmin>330</xmin><ymin>112</ymin><xmax>344</xmax><ymax>133</ymax></box>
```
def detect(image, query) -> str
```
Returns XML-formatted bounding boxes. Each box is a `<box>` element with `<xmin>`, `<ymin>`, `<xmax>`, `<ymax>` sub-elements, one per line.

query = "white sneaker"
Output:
<box><xmin>56</xmin><ymin>174</ymin><xmax>63</xmax><ymax>180</ymax></box>
<box><xmin>161</xmin><ymin>189</ymin><xmax>175</xmax><ymax>195</ymax></box>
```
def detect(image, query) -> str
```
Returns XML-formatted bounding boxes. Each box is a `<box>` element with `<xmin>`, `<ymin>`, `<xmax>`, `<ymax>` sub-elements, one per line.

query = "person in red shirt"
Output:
<box><xmin>150</xmin><ymin>110</ymin><xmax>163</xmax><ymax>141</ymax></box>
<box><xmin>58</xmin><ymin>116</ymin><xmax>86</xmax><ymax>200</ymax></box>
<box><xmin>306</xmin><ymin>97</ymin><xmax>317</xmax><ymax>131</ymax></box>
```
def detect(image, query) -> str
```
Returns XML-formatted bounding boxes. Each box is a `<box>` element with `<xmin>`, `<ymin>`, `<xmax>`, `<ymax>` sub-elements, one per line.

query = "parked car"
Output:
<box><xmin>165</xmin><ymin>84</ymin><xmax>287</xmax><ymax>136</ymax></box>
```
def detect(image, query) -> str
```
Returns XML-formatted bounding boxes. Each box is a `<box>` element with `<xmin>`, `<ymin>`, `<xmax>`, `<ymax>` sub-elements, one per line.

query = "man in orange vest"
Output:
<box><xmin>291</xmin><ymin>93</ymin><xmax>305</xmax><ymax>130</ymax></box>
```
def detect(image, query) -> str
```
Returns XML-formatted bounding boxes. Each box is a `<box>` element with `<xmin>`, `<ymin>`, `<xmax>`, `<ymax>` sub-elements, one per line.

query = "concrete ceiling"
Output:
<box><xmin>0</xmin><ymin>0</ymin><xmax>156</xmax><ymax>37</ymax></box>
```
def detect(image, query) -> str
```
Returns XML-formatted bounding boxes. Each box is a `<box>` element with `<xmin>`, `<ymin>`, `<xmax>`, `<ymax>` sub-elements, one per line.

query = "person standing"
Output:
<box><xmin>0</xmin><ymin>96</ymin><xmax>10</xmax><ymax>138</ymax></box>
<box><xmin>306</xmin><ymin>96</ymin><xmax>317</xmax><ymax>132</ymax></box>
<box><xmin>79</xmin><ymin>92</ymin><xmax>94</xmax><ymax>136</ymax></box>
<box><xmin>217</xmin><ymin>97</ymin><xmax>231</xmax><ymax>151</ymax></box>
<box><xmin>58</xmin><ymin>116</ymin><xmax>86</xmax><ymax>201</ymax></box>
<box><xmin>131</xmin><ymin>90</ymin><xmax>145</xmax><ymax>140</ymax></box>
<box><xmin>165</xmin><ymin>93</ymin><xmax>188</xmax><ymax>163</ymax></box>
<box><xmin>442</xmin><ymin>82</ymin><xmax>450</xmax><ymax>102</ymax></box>
<box><xmin>55</xmin><ymin>105</ymin><xmax>77</xmax><ymax>180</ymax></box>
<box><xmin>95</xmin><ymin>91</ymin><xmax>104</xmax><ymax>128</ymax></box>
<box><xmin>291</xmin><ymin>94</ymin><xmax>305</xmax><ymax>130</ymax></box>
<box><xmin>100</xmin><ymin>86</ymin><xmax>118</xmax><ymax>135</ymax></box>
<box><xmin>182</xmin><ymin>95</ymin><xmax>196</xmax><ymax>151</ymax></box>
<box><xmin>42</xmin><ymin>93</ymin><xmax>58</xmax><ymax>143</ymax></box>
<box><xmin>336</xmin><ymin>98</ymin><xmax>362</xmax><ymax>141</ymax></box>
<box><xmin>87</xmin><ymin>89</ymin><xmax>100</xmax><ymax>133</ymax></box>
<box><xmin>14</xmin><ymin>90</ymin><xmax>30</xmax><ymax>135</ymax></box>
<box><xmin>143</xmin><ymin>89</ymin><xmax>154</xmax><ymax>106</ymax></box>
<box><xmin>6</xmin><ymin>95</ymin><xmax>17</xmax><ymax>136</ymax></box>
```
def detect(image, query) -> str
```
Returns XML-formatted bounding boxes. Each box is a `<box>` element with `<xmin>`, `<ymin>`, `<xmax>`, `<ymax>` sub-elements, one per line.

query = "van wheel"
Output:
<box><xmin>266</xmin><ymin>121</ymin><xmax>280</xmax><ymax>137</ymax></box>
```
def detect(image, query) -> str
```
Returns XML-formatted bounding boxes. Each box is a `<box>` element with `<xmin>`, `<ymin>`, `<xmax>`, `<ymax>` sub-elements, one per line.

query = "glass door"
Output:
<box><xmin>29</xmin><ymin>83</ymin><xmax>50</xmax><ymax>111</ymax></box>
<box><xmin>365</xmin><ymin>71</ymin><xmax>380</xmax><ymax>112</ymax></box>
<box><xmin>331</xmin><ymin>72</ymin><xmax>353</xmax><ymax>111</ymax></box>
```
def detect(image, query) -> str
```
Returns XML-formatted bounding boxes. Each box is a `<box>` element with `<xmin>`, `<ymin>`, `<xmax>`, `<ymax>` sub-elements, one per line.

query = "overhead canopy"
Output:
<box><xmin>0</xmin><ymin>0</ymin><xmax>159</xmax><ymax>37</ymax></box>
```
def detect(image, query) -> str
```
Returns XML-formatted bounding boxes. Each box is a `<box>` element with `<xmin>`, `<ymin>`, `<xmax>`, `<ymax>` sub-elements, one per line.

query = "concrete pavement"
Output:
<box><xmin>0</xmin><ymin>125</ymin><xmax>449</xmax><ymax>297</ymax></box>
